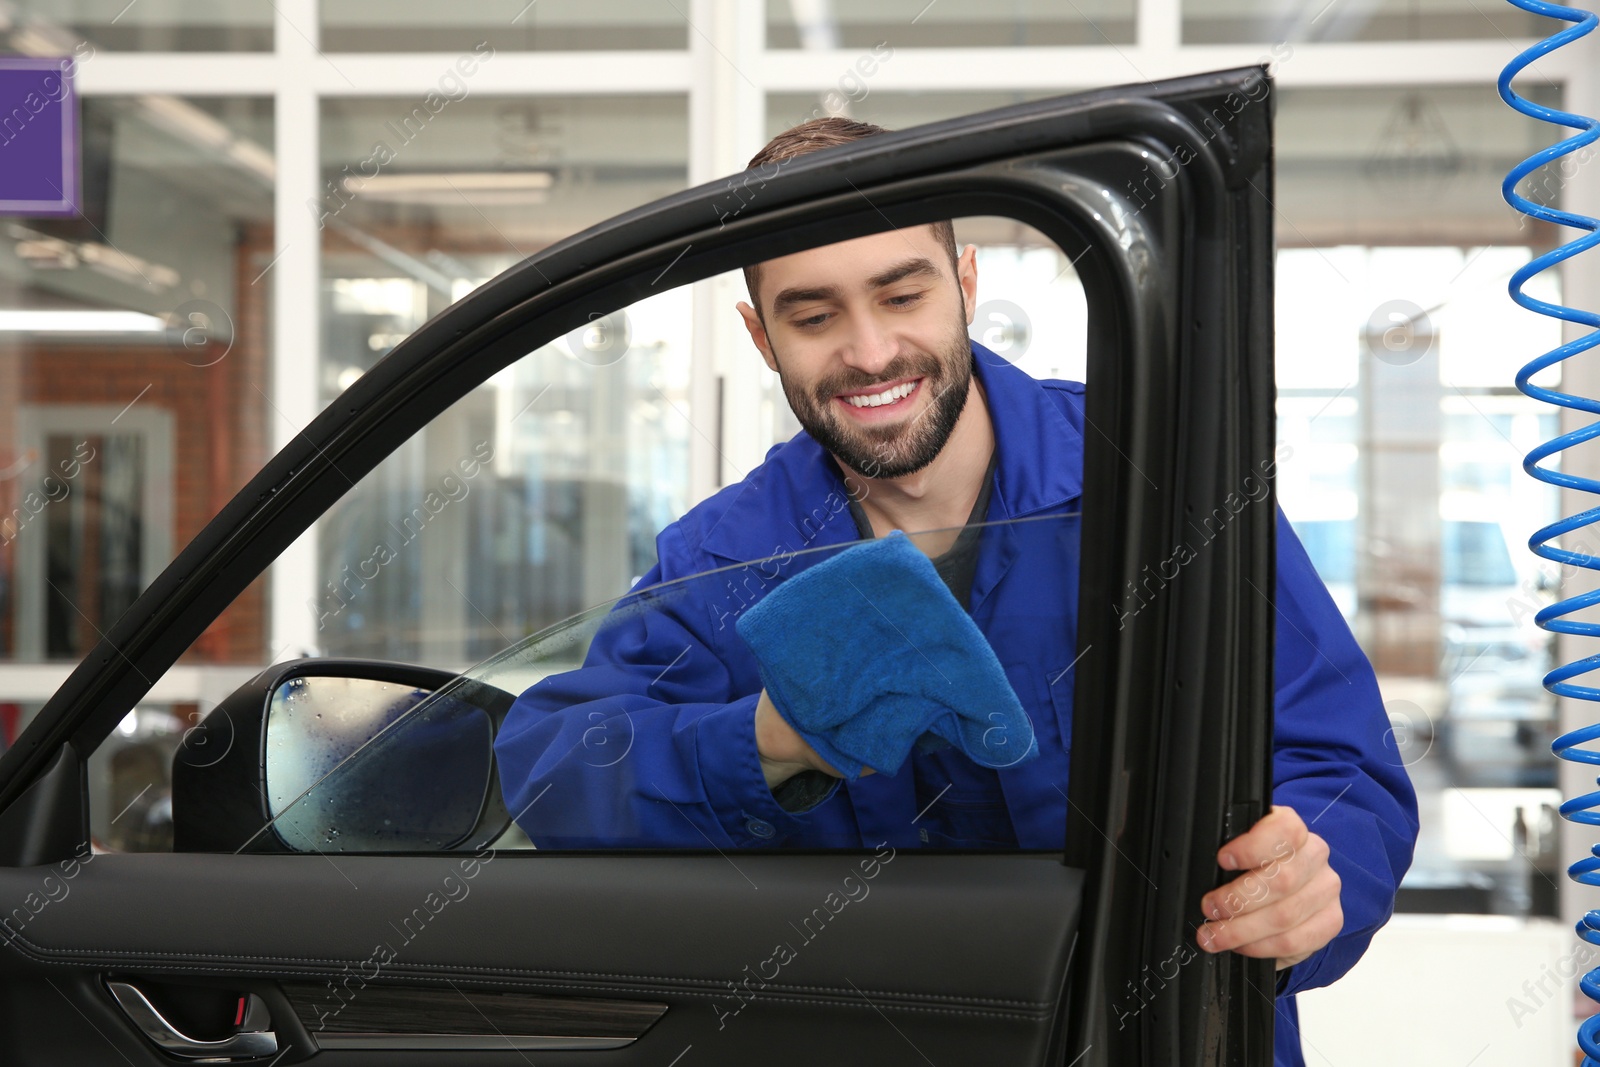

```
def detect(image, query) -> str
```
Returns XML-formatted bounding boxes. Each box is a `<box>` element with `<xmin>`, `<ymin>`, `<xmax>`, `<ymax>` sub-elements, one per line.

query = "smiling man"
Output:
<box><xmin>494</xmin><ymin>118</ymin><xmax>1419</xmax><ymax>1067</ymax></box>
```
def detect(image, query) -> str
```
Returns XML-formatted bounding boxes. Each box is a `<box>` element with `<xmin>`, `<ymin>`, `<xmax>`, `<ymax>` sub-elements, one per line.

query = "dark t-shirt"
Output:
<box><xmin>843</xmin><ymin>450</ymin><xmax>997</xmax><ymax>612</ymax></box>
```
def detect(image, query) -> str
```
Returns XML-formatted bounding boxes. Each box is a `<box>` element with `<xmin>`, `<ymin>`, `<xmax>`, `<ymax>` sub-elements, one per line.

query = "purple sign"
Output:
<box><xmin>0</xmin><ymin>57</ymin><xmax>81</xmax><ymax>217</ymax></box>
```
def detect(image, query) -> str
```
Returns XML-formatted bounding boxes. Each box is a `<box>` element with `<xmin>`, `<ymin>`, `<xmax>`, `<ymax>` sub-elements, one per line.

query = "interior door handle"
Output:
<box><xmin>107</xmin><ymin>981</ymin><xmax>279</xmax><ymax>1060</ymax></box>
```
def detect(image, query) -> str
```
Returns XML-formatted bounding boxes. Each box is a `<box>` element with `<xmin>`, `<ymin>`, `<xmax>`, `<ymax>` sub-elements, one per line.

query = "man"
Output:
<box><xmin>494</xmin><ymin>118</ymin><xmax>1419</xmax><ymax>1067</ymax></box>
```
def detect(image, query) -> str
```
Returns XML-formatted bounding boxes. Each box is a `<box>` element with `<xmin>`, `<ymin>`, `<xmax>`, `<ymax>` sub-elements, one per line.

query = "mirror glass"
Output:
<box><xmin>265</xmin><ymin>676</ymin><xmax>493</xmax><ymax>851</ymax></box>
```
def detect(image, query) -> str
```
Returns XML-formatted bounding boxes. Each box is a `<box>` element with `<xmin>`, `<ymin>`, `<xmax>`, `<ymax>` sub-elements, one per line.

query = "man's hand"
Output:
<box><xmin>1196</xmin><ymin>805</ymin><xmax>1342</xmax><ymax>971</ymax></box>
<box><xmin>754</xmin><ymin>689</ymin><xmax>873</xmax><ymax>789</ymax></box>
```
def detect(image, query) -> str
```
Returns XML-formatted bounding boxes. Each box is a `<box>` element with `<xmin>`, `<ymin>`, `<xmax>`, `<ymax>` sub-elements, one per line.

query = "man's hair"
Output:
<box><xmin>742</xmin><ymin>117</ymin><xmax>959</xmax><ymax>313</ymax></box>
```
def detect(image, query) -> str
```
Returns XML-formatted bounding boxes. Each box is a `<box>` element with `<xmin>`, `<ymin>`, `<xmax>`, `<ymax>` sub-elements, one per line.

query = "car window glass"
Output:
<box><xmin>264</xmin><ymin>513</ymin><xmax>1084</xmax><ymax>852</ymax></box>
<box><xmin>307</xmin><ymin>217</ymin><xmax>1084</xmax><ymax>669</ymax></box>
<box><xmin>97</xmin><ymin>215</ymin><xmax>1090</xmax><ymax>853</ymax></box>
<box><xmin>312</xmin><ymin>285</ymin><xmax>693</xmax><ymax>668</ymax></box>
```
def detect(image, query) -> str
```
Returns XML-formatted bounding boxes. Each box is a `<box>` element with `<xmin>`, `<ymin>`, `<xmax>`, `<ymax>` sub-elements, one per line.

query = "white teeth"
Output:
<box><xmin>845</xmin><ymin>380</ymin><xmax>916</xmax><ymax>408</ymax></box>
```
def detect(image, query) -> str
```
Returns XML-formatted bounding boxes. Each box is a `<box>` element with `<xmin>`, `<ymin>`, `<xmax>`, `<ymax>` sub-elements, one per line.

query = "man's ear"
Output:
<box><xmin>957</xmin><ymin>244</ymin><xmax>979</xmax><ymax>325</ymax></box>
<box><xmin>737</xmin><ymin>300</ymin><xmax>780</xmax><ymax>373</ymax></box>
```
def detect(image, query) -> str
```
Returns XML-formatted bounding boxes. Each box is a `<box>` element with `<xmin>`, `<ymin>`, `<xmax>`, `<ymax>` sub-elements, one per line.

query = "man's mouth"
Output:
<box><xmin>835</xmin><ymin>376</ymin><xmax>923</xmax><ymax>416</ymax></box>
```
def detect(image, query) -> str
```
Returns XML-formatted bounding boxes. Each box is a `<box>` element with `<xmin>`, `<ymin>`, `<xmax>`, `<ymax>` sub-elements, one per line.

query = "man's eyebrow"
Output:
<box><xmin>771</xmin><ymin>283</ymin><xmax>842</xmax><ymax>313</ymax></box>
<box><xmin>865</xmin><ymin>257</ymin><xmax>942</xmax><ymax>290</ymax></box>
<box><xmin>769</xmin><ymin>257</ymin><xmax>943</xmax><ymax>315</ymax></box>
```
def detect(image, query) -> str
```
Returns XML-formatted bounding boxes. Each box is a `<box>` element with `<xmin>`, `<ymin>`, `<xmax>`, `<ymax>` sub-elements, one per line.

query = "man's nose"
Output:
<box><xmin>840</xmin><ymin>316</ymin><xmax>898</xmax><ymax>376</ymax></box>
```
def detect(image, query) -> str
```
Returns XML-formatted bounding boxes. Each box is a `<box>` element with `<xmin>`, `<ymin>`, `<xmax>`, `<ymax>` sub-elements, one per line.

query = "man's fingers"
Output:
<box><xmin>1202</xmin><ymin>866</ymin><xmax>1297</xmax><ymax>923</ymax></box>
<box><xmin>1216</xmin><ymin>804</ymin><xmax>1309</xmax><ymax>872</ymax></box>
<box><xmin>1201</xmin><ymin>831</ymin><xmax>1327</xmax><ymax>921</ymax></box>
<box><xmin>1208</xmin><ymin>903</ymin><xmax>1343</xmax><ymax>964</ymax></box>
<box><xmin>1196</xmin><ymin>804</ymin><xmax>1344</xmax><ymax>968</ymax></box>
<box><xmin>1197</xmin><ymin>865</ymin><xmax>1342</xmax><ymax>957</ymax></box>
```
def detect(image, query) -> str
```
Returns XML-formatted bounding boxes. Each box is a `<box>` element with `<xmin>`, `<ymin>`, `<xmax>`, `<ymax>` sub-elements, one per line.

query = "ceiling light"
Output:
<box><xmin>347</xmin><ymin>171</ymin><xmax>554</xmax><ymax>205</ymax></box>
<box><xmin>0</xmin><ymin>309</ymin><xmax>166</xmax><ymax>333</ymax></box>
<box><xmin>78</xmin><ymin>242</ymin><xmax>182</xmax><ymax>290</ymax></box>
<box><xmin>137</xmin><ymin>95</ymin><xmax>276</xmax><ymax>184</ymax></box>
<box><xmin>354</xmin><ymin>172</ymin><xmax>554</xmax><ymax>193</ymax></box>
<box><xmin>1364</xmin><ymin>93</ymin><xmax>1462</xmax><ymax>197</ymax></box>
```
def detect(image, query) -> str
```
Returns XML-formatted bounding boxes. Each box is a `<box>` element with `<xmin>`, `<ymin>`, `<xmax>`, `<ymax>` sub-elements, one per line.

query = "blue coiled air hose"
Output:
<box><xmin>1501</xmin><ymin>0</ymin><xmax>1600</xmax><ymax>1059</ymax></box>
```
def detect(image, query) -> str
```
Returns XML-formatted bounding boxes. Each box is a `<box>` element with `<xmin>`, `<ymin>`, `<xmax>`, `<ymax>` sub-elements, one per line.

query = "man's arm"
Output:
<box><xmin>493</xmin><ymin>523</ymin><xmax>853</xmax><ymax>848</ymax></box>
<box><xmin>1192</xmin><ymin>507</ymin><xmax>1421</xmax><ymax>992</ymax></box>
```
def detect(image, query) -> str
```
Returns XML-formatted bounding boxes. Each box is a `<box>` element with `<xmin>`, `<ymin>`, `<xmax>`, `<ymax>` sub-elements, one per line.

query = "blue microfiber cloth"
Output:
<box><xmin>735</xmin><ymin>530</ymin><xmax>1038</xmax><ymax>779</ymax></box>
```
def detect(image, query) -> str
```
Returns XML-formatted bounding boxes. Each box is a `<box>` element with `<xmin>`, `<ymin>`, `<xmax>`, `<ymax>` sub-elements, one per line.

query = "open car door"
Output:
<box><xmin>0</xmin><ymin>67</ymin><xmax>1277</xmax><ymax>1066</ymax></box>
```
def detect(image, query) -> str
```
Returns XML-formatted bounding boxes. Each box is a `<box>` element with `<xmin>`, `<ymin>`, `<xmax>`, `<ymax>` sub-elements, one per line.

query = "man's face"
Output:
<box><xmin>737</xmin><ymin>227</ymin><xmax>978</xmax><ymax>480</ymax></box>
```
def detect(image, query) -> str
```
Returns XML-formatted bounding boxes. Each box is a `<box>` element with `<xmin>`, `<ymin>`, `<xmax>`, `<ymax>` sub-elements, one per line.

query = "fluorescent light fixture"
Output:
<box><xmin>137</xmin><ymin>95</ymin><xmax>277</xmax><ymax>184</ymax></box>
<box><xmin>78</xmin><ymin>242</ymin><xmax>182</xmax><ymax>291</ymax></box>
<box><xmin>0</xmin><ymin>309</ymin><xmax>167</xmax><ymax>333</ymax></box>
<box><xmin>348</xmin><ymin>171</ymin><xmax>554</xmax><ymax>205</ymax></box>
<box><xmin>354</xmin><ymin>172</ymin><xmax>554</xmax><ymax>194</ymax></box>
<box><xmin>5</xmin><ymin>225</ymin><xmax>180</xmax><ymax>290</ymax></box>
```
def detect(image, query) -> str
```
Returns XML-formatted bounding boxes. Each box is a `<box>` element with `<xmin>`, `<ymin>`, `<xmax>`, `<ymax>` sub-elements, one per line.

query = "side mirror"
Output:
<box><xmin>171</xmin><ymin>659</ymin><xmax>514</xmax><ymax>853</ymax></box>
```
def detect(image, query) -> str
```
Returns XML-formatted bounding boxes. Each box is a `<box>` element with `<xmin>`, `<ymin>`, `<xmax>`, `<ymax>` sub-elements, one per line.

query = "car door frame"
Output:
<box><xmin>0</xmin><ymin>66</ymin><xmax>1278</xmax><ymax>1066</ymax></box>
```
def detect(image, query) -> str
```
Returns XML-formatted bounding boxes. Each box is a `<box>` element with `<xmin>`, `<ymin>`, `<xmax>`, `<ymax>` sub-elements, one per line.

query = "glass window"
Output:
<box><xmin>20</xmin><ymin>422</ymin><xmax>169</xmax><ymax>661</ymax></box>
<box><xmin>1274</xmin><ymin>85</ymin><xmax>1566</xmax><ymax>248</ymax></box>
<box><xmin>0</xmin><ymin>1</ymin><xmax>272</xmax><ymax>53</ymax></box>
<box><xmin>319</xmin><ymin>0</ymin><xmax>687</xmax><ymax>52</ymax></box>
<box><xmin>89</xmin><ymin>702</ymin><xmax>187</xmax><ymax>851</ymax></box>
<box><xmin>1</xmin><ymin>96</ymin><xmax>274</xmax><ymax>665</ymax></box>
<box><xmin>313</xmin><ymin>285</ymin><xmax>693</xmax><ymax>665</ymax></box>
<box><xmin>265</xmin><ymin>214</ymin><xmax>1090</xmax><ymax>852</ymax></box>
<box><xmin>316</xmin><ymin>94</ymin><xmax>690</xmax><ymax>666</ymax></box>
<box><xmin>958</xmin><ymin>219</ymin><xmax>1087</xmax><ymax>382</ymax></box>
<box><xmin>319</xmin><ymin>94</ymin><xmax>689</xmax><ymax>403</ymax></box>
<box><xmin>1182</xmin><ymin>0</ymin><xmax>1566</xmax><ymax>44</ymax></box>
<box><xmin>765</xmin><ymin>0</ymin><xmax>1135</xmax><ymax>48</ymax></box>
<box><xmin>0</xmin><ymin>95</ymin><xmax>273</xmax><ymax>858</ymax></box>
<box><xmin>275</xmin><ymin>511</ymin><xmax>1083</xmax><ymax>852</ymax></box>
<box><xmin>138</xmin><ymin>211</ymin><xmax>1093</xmax><ymax>853</ymax></box>
<box><xmin>1269</xmin><ymin>97</ymin><xmax>1568</xmax><ymax>913</ymax></box>
<box><xmin>1270</xmin><ymin>84</ymin><xmax>1573</xmax><ymax>921</ymax></box>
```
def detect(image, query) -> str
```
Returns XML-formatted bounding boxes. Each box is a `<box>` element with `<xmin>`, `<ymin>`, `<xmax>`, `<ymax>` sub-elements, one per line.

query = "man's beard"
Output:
<box><xmin>775</xmin><ymin>326</ymin><xmax>973</xmax><ymax>480</ymax></box>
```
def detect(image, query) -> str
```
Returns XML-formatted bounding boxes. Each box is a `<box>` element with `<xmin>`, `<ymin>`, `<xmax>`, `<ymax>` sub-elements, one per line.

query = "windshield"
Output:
<box><xmin>263</xmin><ymin>511</ymin><xmax>1084</xmax><ymax>852</ymax></box>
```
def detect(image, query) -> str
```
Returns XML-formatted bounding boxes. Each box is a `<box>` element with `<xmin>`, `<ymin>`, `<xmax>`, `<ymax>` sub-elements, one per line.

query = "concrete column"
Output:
<box><xmin>268</xmin><ymin>0</ymin><xmax>321</xmax><ymax>661</ymax></box>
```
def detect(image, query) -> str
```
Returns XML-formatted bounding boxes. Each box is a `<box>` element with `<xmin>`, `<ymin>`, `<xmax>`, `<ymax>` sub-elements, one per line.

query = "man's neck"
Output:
<box><xmin>836</xmin><ymin>376</ymin><xmax>994</xmax><ymax>556</ymax></box>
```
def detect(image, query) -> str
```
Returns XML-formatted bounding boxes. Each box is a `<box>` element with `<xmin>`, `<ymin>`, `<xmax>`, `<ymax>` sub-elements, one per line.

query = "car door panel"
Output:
<box><xmin>1</xmin><ymin>67</ymin><xmax>1277</xmax><ymax>1066</ymax></box>
<box><xmin>0</xmin><ymin>853</ymin><xmax>1080</xmax><ymax>1063</ymax></box>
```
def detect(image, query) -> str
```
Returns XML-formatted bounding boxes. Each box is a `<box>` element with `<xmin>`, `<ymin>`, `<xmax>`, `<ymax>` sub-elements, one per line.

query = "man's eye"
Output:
<box><xmin>793</xmin><ymin>312</ymin><xmax>831</xmax><ymax>328</ymax></box>
<box><xmin>886</xmin><ymin>293</ymin><xmax>923</xmax><ymax>308</ymax></box>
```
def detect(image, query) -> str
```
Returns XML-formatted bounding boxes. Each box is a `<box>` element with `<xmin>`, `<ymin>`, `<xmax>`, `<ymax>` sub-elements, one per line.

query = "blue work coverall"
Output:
<box><xmin>494</xmin><ymin>341</ymin><xmax>1421</xmax><ymax>1067</ymax></box>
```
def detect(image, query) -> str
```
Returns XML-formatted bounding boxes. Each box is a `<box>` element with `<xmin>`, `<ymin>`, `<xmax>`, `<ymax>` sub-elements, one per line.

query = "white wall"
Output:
<box><xmin>1297</xmin><ymin>915</ymin><xmax>1576</xmax><ymax>1065</ymax></box>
